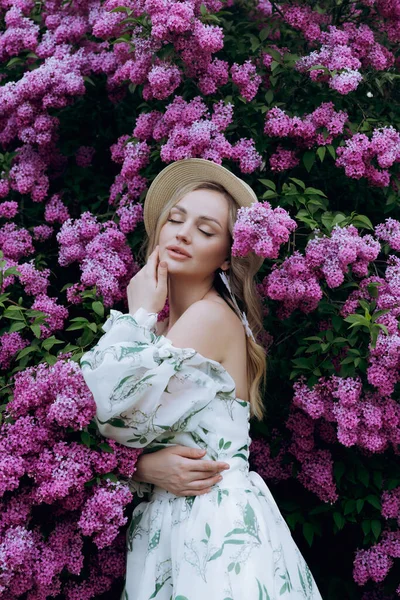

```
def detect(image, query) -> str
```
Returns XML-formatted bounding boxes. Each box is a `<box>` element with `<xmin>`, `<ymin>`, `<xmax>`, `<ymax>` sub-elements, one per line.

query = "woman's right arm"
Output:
<box><xmin>133</xmin><ymin>445</ymin><xmax>230</xmax><ymax>496</ymax></box>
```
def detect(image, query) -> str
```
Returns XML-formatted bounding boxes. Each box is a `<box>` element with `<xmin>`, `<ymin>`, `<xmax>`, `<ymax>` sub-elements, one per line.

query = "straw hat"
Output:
<box><xmin>143</xmin><ymin>158</ymin><xmax>264</xmax><ymax>272</ymax></box>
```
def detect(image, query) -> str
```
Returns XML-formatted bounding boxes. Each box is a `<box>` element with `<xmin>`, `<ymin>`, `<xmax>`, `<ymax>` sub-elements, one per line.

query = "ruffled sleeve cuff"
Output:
<box><xmin>95</xmin><ymin>307</ymin><xmax>160</xmax><ymax>349</ymax></box>
<box><xmin>127</xmin><ymin>478</ymin><xmax>153</xmax><ymax>498</ymax></box>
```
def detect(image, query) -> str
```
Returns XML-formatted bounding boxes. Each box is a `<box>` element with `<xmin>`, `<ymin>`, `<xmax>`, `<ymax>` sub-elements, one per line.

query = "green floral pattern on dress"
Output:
<box><xmin>80</xmin><ymin>307</ymin><xmax>323</xmax><ymax>600</ymax></box>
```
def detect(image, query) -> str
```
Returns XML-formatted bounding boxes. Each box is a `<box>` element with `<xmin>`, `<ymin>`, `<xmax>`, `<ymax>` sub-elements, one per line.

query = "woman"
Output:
<box><xmin>80</xmin><ymin>158</ymin><xmax>323</xmax><ymax>599</ymax></box>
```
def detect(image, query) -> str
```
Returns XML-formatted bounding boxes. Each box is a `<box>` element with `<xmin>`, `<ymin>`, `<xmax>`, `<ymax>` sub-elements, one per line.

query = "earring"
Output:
<box><xmin>218</xmin><ymin>269</ymin><xmax>256</xmax><ymax>342</ymax></box>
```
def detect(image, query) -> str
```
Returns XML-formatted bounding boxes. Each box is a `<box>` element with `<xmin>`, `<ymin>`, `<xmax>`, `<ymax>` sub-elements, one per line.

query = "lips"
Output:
<box><xmin>166</xmin><ymin>246</ymin><xmax>191</xmax><ymax>257</ymax></box>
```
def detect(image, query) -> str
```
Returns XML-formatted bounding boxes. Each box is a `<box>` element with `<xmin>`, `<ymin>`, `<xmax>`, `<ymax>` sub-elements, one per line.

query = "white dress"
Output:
<box><xmin>80</xmin><ymin>307</ymin><xmax>323</xmax><ymax>600</ymax></box>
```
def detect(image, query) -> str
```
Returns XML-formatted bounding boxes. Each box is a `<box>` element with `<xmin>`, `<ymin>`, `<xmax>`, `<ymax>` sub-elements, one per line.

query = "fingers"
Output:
<box><xmin>172</xmin><ymin>446</ymin><xmax>206</xmax><ymax>459</ymax></box>
<box><xmin>186</xmin><ymin>473</ymin><xmax>223</xmax><ymax>490</ymax></box>
<box><xmin>148</xmin><ymin>245</ymin><xmax>159</xmax><ymax>279</ymax></box>
<box><xmin>192</xmin><ymin>460</ymin><xmax>230</xmax><ymax>473</ymax></box>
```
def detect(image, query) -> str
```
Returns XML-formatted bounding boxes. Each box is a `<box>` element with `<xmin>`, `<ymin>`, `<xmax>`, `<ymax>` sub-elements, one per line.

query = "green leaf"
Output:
<box><xmin>81</xmin><ymin>431</ymin><xmax>91</xmax><ymax>447</ymax></box>
<box><xmin>205</xmin><ymin>523</ymin><xmax>211</xmax><ymax>538</ymax></box>
<box><xmin>98</xmin><ymin>442</ymin><xmax>115</xmax><ymax>453</ymax></box>
<box><xmin>366</xmin><ymin>495</ymin><xmax>381</xmax><ymax>510</ymax></box>
<box><xmin>258</xmin><ymin>179</ymin><xmax>276</xmax><ymax>191</ymax></box>
<box><xmin>344</xmin><ymin>500</ymin><xmax>356</xmax><ymax>515</ymax></box>
<box><xmin>317</xmin><ymin>147</ymin><xmax>326</xmax><ymax>162</ymax></box>
<box><xmin>304</xmin><ymin>187</ymin><xmax>326</xmax><ymax>197</ymax></box>
<box><xmin>16</xmin><ymin>345</ymin><xmax>37</xmax><ymax>360</ymax></box>
<box><xmin>302</xmin><ymin>522</ymin><xmax>314</xmax><ymax>546</ymax></box>
<box><xmin>289</xmin><ymin>177</ymin><xmax>305</xmax><ymax>190</ymax></box>
<box><xmin>350</xmin><ymin>214</ymin><xmax>374</xmax><ymax>230</ymax></box>
<box><xmin>371</xmin><ymin>519</ymin><xmax>381</xmax><ymax>540</ymax></box>
<box><xmin>356</xmin><ymin>499</ymin><xmax>365</xmax><ymax>513</ymax></box>
<box><xmin>362</xmin><ymin>520</ymin><xmax>371</xmax><ymax>535</ymax></box>
<box><xmin>327</xmin><ymin>145</ymin><xmax>336</xmax><ymax>159</ymax></box>
<box><xmin>302</xmin><ymin>151</ymin><xmax>315</xmax><ymax>173</ymax></box>
<box><xmin>333</xmin><ymin>512</ymin><xmax>345</xmax><ymax>530</ymax></box>
<box><xmin>334</xmin><ymin>462</ymin><xmax>345</xmax><ymax>484</ymax></box>
<box><xmin>30</xmin><ymin>324</ymin><xmax>42</xmax><ymax>338</ymax></box>
<box><xmin>92</xmin><ymin>301</ymin><xmax>104</xmax><ymax>317</ymax></box>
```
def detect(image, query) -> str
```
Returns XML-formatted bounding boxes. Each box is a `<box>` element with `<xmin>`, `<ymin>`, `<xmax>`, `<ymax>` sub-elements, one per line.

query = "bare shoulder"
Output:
<box><xmin>166</xmin><ymin>299</ymin><xmax>233</xmax><ymax>363</ymax></box>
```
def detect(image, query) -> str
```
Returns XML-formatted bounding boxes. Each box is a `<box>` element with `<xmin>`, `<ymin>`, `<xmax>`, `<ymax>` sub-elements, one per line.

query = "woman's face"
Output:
<box><xmin>158</xmin><ymin>188</ymin><xmax>232</xmax><ymax>279</ymax></box>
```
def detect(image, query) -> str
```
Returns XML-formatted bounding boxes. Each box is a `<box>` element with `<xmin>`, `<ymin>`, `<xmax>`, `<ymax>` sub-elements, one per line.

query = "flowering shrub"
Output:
<box><xmin>1</xmin><ymin>0</ymin><xmax>400</xmax><ymax>597</ymax></box>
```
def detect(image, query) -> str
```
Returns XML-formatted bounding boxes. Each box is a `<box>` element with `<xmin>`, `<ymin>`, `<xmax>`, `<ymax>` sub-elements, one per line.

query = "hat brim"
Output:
<box><xmin>143</xmin><ymin>158</ymin><xmax>264</xmax><ymax>272</ymax></box>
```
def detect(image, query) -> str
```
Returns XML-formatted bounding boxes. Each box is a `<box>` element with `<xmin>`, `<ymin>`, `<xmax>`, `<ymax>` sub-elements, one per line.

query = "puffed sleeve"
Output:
<box><xmin>79</xmin><ymin>307</ymin><xmax>220</xmax><ymax>448</ymax></box>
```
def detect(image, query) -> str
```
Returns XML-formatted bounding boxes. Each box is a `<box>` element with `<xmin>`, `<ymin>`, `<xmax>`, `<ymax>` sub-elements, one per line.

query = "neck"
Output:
<box><xmin>167</xmin><ymin>273</ymin><xmax>214</xmax><ymax>329</ymax></box>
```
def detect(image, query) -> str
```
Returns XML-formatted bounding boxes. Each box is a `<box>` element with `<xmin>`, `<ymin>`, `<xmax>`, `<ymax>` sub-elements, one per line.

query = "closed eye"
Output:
<box><xmin>167</xmin><ymin>219</ymin><xmax>214</xmax><ymax>237</ymax></box>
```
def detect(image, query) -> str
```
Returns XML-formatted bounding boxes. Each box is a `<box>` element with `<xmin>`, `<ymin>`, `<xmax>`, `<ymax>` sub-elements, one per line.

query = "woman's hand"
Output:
<box><xmin>127</xmin><ymin>245</ymin><xmax>168</xmax><ymax>315</ymax></box>
<box><xmin>132</xmin><ymin>446</ymin><xmax>230</xmax><ymax>497</ymax></box>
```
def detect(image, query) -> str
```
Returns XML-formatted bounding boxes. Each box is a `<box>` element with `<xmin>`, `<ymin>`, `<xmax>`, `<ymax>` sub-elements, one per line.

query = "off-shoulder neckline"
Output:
<box><xmin>155</xmin><ymin>327</ymin><xmax>250</xmax><ymax>407</ymax></box>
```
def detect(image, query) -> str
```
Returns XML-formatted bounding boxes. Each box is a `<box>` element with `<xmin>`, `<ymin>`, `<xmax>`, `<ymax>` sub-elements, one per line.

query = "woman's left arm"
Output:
<box><xmin>133</xmin><ymin>445</ymin><xmax>230</xmax><ymax>497</ymax></box>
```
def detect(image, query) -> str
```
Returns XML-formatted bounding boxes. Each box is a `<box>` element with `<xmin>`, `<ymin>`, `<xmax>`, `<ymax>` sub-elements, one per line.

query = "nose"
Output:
<box><xmin>175</xmin><ymin>222</ymin><xmax>191</xmax><ymax>242</ymax></box>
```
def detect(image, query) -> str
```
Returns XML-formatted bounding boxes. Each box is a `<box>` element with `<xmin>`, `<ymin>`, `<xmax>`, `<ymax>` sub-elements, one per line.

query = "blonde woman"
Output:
<box><xmin>80</xmin><ymin>159</ymin><xmax>323</xmax><ymax>600</ymax></box>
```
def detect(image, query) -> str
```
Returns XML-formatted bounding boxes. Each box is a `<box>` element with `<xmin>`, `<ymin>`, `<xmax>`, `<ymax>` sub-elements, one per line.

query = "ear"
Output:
<box><xmin>220</xmin><ymin>258</ymin><xmax>230</xmax><ymax>271</ymax></box>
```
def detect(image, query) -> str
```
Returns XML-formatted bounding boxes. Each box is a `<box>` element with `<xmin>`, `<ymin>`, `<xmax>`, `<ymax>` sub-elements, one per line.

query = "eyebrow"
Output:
<box><xmin>171</xmin><ymin>205</ymin><xmax>222</xmax><ymax>228</ymax></box>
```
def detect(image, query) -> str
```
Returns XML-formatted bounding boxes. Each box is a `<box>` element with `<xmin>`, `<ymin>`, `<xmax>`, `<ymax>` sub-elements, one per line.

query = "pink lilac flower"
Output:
<box><xmin>32</xmin><ymin>224</ymin><xmax>53</xmax><ymax>241</ymax></box>
<box><xmin>286</xmin><ymin>409</ymin><xmax>338</xmax><ymax>503</ymax></box>
<box><xmin>143</xmin><ymin>61</ymin><xmax>182</xmax><ymax>101</ymax></box>
<box><xmin>31</xmin><ymin>294</ymin><xmax>69</xmax><ymax>338</ymax></box>
<box><xmin>249</xmin><ymin>435</ymin><xmax>292</xmax><ymax>483</ymax></box>
<box><xmin>230</xmin><ymin>60</ymin><xmax>262</xmax><ymax>101</ymax></box>
<box><xmin>116</xmin><ymin>202</ymin><xmax>143</xmax><ymax>234</ymax></box>
<box><xmin>80</xmin><ymin>223</ymin><xmax>136</xmax><ymax>307</ymax></box>
<box><xmin>57</xmin><ymin>212</ymin><xmax>102</xmax><ymax>266</ymax></box>
<box><xmin>305</xmin><ymin>225</ymin><xmax>380</xmax><ymax>288</ymax></box>
<box><xmin>329</xmin><ymin>68</ymin><xmax>363</xmax><ymax>94</ymax></box>
<box><xmin>269</xmin><ymin>146</ymin><xmax>300</xmax><ymax>171</ymax></box>
<box><xmin>75</xmin><ymin>146</ymin><xmax>95</xmax><ymax>167</ymax></box>
<box><xmin>0</xmin><ymin>222</ymin><xmax>34</xmax><ymax>260</ymax></box>
<box><xmin>198</xmin><ymin>58</ymin><xmax>229</xmax><ymax>95</ymax></box>
<box><xmin>0</xmin><ymin>200</ymin><xmax>18</xmax><ymax>219</ymax></box>
<box><xmin>231</xmin><ymin>200</ymin><xmax>297</xmax><ymax>260</ymax></box>
<box><xmin>280</xmin><ymin>3</ymin><xmax>329</xmax><ymax>42</ymax></box>
<box><xmin>17</xmin><ymin>260</ymin><xmax>50</xmax><ymax>295</ymax></box>
<box><xmin>45</xmin><ymin>193</ymin><xmax>70</xmax><ymax>224</ymax></box>
<box><xmin>265</xmin><ymin>103</ymin><xmax>348</xmax><ymax>149</ymax></box>
<box><xmin>78</xmin><ymin>481</ymin><xmax>132</xmax><ymax>548</ymax></box>
<box><xmin>262</xmin><ymin>251</ymin><xmax>323</xmax><ymax>319</ymax></box>
<box><xmin>230</xmin><ymin>138</ymin><xmax>262</xmax><ymax>173</ymax></box>
<box><xmin>291</xmin><ymin>374</ymin><xmax>400</xmax><ymax>453</ymax></box>
<box><xmin>336</xmin><ymin>126</ymin><xmax>400</xmax><ymax>187</ymax></box>
<box><xmin>0</xmin><ymin>331</ymin><xmax>29</xmax><ymax>370</ymax></box>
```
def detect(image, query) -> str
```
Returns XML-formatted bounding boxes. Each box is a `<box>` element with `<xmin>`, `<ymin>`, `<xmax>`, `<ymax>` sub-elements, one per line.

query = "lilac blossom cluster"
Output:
<box><xmin>264</xmin><ymin>102</ymin><xmax>348</xmax><ymax>171</ymax></box>
<box><xmin>296</xmin><ymin>23</ymin><xmax>393</xmax><ymax>94</ymax></box>
<box><xmin>249</xmin><ymin>434</ymin><xmax>293</xmax><ymax>483</ymax></box>
<box><xmin>94</xmin><ymin>0</ymin><xmax>229</xmax><ymax>102</ymax></box>
<box><xmin>305</xmin><ymin>225</ymin><xmax>381</xmax><ymax>288</ymax></box>
<box><xmin>261</xmin><ymin>225</ymin><xmax>380</xmax><ymax>319</ymax></box>
<box><xmin>341</xmin><ymin>256</ymin><xmax>400</xmax><ymax>397</ymax></box>
<box><xmin>57</xmin><ymin>212</ymin><xmax>138</xmax><ymax>307</ymax></box>
<box><xmin>261</xmin><ymin>251</ymin><xmax>323</xmax><ymax>319</ymax></box>
<box><xmin>0</xmin><ymin>358</ymin><xmax>141</xmax><ymax>598</ymax></box>
<box><xmin>230</xmin><ymin>200</ymin><xmax>297</xmax><ymax>260</ymax></box>
<box><xmin>286</xmin><ymin>408</ymin><xmax>338</xmax><ymax>504</ymax></box>
<box><xmin>292</xmin><ymin>375</ymin><xmax>400</xmax><ymax>453</ymax></box>
<box><xmin>129</xmin><ymin>96</ymin><xmax>262</xmax><ymax>173</ymax></box>
<box><xmin>265</xmin><ymin>103</ymin><xmax>348</xmax><ymax>149</ymax></box>
<box><xmin>353</xmin><ymin>531</ymin><xmax>400</xmax><ymax>588</ymax></box>
<box><xmin>335</xmin><ymin>126</ymin><xmax>400</xmax><ymax>187</ymax></box>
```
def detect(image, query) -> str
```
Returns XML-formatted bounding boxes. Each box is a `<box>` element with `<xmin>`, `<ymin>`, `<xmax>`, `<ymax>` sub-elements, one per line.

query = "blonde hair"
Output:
<box><xmin>138</xmin><ymin>181</ymin><xmax>267</xmax><ymax>421</ymax></box>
